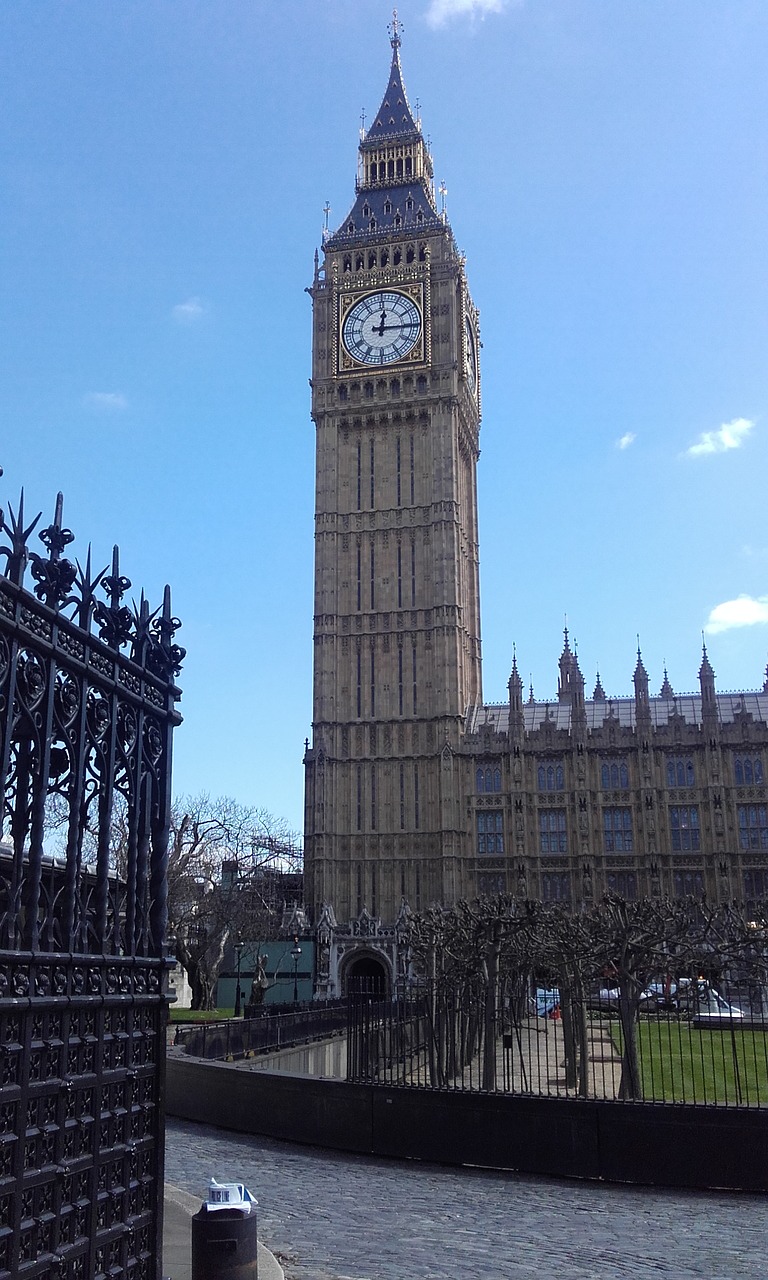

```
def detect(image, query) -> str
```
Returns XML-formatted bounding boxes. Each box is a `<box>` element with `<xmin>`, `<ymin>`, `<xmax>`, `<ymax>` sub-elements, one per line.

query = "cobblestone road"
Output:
<box><xmin>165</xmin><ymin>1118</ymin><xmax>768</xmax><ymax>1280</ymax></box>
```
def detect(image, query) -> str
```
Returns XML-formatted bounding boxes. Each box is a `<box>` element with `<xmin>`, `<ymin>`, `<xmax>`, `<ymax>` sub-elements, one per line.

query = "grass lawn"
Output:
<box><xmin>609</xmin><ymin>1018</ymin><xmax>768</xmax><ymax>1105</ymax></box>
<box><xmin>169</xmin><ymin>1007</ymin><xmax>234</xmax><ymax>1023</ymax></box>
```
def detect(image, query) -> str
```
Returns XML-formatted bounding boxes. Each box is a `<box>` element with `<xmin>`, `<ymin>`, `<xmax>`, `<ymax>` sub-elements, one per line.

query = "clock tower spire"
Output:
<box><xmin>304</xmin><ymin>21</ymin><xmax>483</xmax><ymax>965</ymax></box>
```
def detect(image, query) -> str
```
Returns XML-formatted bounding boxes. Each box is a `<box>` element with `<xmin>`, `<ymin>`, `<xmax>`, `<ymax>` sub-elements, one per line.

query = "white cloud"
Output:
<box><xmin>172</xmin><ymin>296</ymin><xmax>205</xmax><ymax>324</ymax></box>
<box><xmin>83</xmin><ymin>391</ymin><xmax>127</xmax><ymax>412</ymax></box>
<box><xmin>425</xmin><ymin>0</ymin><xmax>509</xmax><ymax>27</ymax></box>
<box><xmin>685</xmin><ymin>416</ymin><xmax>755</xmax><ymax>458</ymax></box>
<box><xmin>704</xmin><ymin>594</ymin><xmax>768</xmax><ymax>635</ymax></box>
<box><xmin>617</xmin><ymin>432</ymin><xmax>636</xmax><ymax>450</ymax></box>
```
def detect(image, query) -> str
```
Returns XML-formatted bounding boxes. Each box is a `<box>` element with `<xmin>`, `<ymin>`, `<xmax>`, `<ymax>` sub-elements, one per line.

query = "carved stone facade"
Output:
<box><xmin>302</xmin><ymin>26</ymin><xmax>768</xmax><ymax>993</ymax></box>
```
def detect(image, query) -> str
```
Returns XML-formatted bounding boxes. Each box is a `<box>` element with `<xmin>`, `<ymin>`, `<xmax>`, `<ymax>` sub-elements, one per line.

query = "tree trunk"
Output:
<box><xmin>617</xmin><ymin>988</ymin><xmax>642</xmax><ymax>1100</ymax></box>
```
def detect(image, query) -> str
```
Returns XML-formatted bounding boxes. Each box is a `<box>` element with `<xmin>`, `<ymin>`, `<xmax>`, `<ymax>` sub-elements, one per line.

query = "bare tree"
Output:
<box><xmin>165</xmin><ymin>794</ymin><xmax>302</xmax><ymax>1009</ymax></box>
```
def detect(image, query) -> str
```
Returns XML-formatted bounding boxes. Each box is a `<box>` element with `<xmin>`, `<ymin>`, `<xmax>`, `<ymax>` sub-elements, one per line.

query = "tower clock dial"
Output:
<box><xmin>341</xmin><ymin>290</ymin><xmax>422</xmax><ymax>367</ymax></box>
<box><xmin>464</xmin><ymin>315</ymin><xmax>477</xmax><ymax>396</ymax></box>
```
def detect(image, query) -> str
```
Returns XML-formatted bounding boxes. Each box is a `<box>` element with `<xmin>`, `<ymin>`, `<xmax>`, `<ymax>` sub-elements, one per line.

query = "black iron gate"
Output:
<box><xmin>0</xmin><ymin>482</ymin><xmax>183</xmax><ymax>1279</ymax></box>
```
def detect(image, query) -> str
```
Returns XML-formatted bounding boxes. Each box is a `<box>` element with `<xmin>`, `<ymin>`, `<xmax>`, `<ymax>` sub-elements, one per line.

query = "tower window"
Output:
<box><xmin>476</xmin><ymin>767</ymin><xmax>501</xmax><ymax>794</ymax></box>
<box><xmin>368</xmin><ymin>251</ymin><xmax>376</xmax><ymax>269</ymax></box>
<box><xmin>381</xmin><ymin>250</ymin><xmax>389</xmax><ymax>268</ymax></box>
<box><xmin>539</xmin><ymin>810</ymin><xmax>567</xmax><ymax>854</ymax></box>
<box><xmin>338</xmin><ymin>385</ymin><xmax>348</xmax><ymax>402</ymax></box>
<box><xmin>347</xmin><ymin>222</ymin><xmax>354</xmax><ymax>234</ymax></box>
<box><xmin>364</xmin><ymin>382</ymin><xmax>374</xmax><ymax>400</ymax></box>
<box><xmin>418</xmin><ymin>243</ymin><xmax>426</xmax><ymax>261</ymax></box>
<box><xmin>356</xmin><ymin>254</ymin><xmax>364</xmax><ymax>271</ymax></box>
<box><xmin>541</xmin><ymin>873</ymin><xmax>571</xmax><ymax>903</ymax></box>
<box><xmin>477</xmin><ymin>811</ymin><xmax>504</xmax><ymax>856</ymax></box>
<box><xmin>343</xmin><ymin>256</ymin><xmax>351</xmax><ymax>273</ymax></box>
<box><xmin>601</xmin><ymin>760</ymin><xmax>629</xmax><ymax>789</ymax></box>
<box><xmin>666</xmin><ymin>756</ymin><xmax>695</xmax><ymax>788</ymax></box>
<box><xmin>537</xmin><ymin>761</ymin><xmax>564</xmax><ymax>792</ymax></box>
<box><xmin>356</xmin><ymin>647</ymin><xmax>362</xmax><ymax>717</ymax></box>
<box><xmin>398</xmin><ymin>644</ymin><xmax>404</xmax><ymax>714</ymax></box>
<box><xmin>405</xmin><ymin>197</ymin><xmax>413</xmax><ymax>211</ymax></box>
<box><xmin>396</xmin><ymin>159</ymin><xmax>403</xmax><ymax>178</ymax></box>
<box><xmin>734</xmin><ymin>755</ymin><xmax>763</xmax><ymax>785</ymax></box>
<box><xmin>744</xmin><ymin>869</ymin><xmax>768</xmax><ymax>902</ymax></box>
<box><xmin>606</xmin><ymin>871</ymin><xmax>637</xmax><ymax>900</ymax></box>
<box><xmin>416</xmin><ymin>211</ymin><xmax>424</xmax><ymax>225</ymax></box>
<box><xmin>405</xmin><ymin>156</ymin><xmax>412</xmax><ymax>177</ymax></box>
<box><xmin>362</xmin><ymin>203</ymin><xmax>370</xmax><ymax>218</ymax></box>
<box><xmin>670</xmin><ymin>806</ymin><xmax>700</xmax><ymax>852</ymax></box>
<box><xmin>738</xmin><ymin>805</ymin><xmax>768</xmax><ymax>849</ymax></box>
<box><xmin>390</xmin><ymin>378</ymin><xmax>400</xmax><ymax>397</ymax></box>
<box><xmin>369</xmin><ymin>162</ymin><xmax>377</xmax><ymax>182</ymax></box>
<box><xmin>394</xmin><ymin>243</ymin><xmax>402</xmax><ymax>260</ymax></box>
<box><xmin>356</xmin><ymin>544</ymin><xmax>361</xmax><ymax>612</ymax></box>
<box><xmin>603</xmin><ymin>807</ymin><xmax>633</xmax><ymax>853</ymax></box>
<box><xmin>383</xmin><ymin>199</ymin><xmax>392</xmax><ymax>215</ymax></box>
<box><xmin>406</xmin><ymin>246</ymin><xmax>414</xmax><ymax>264</ymax></box>
<box><xmin>673</xmin><ymin>870</ymin><xmax>704</xmax><ymax>898</ymax></box>
<box><xmin>417</xmin><ymin>375</ymin><xmax>427</xmax><ymax>394</ymax></box>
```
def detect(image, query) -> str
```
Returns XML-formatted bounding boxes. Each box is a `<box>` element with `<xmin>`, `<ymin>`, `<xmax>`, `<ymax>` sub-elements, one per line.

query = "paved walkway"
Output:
<box><xmin>165</xmin><ymin>1117</ymin><xmax>768</xmax><ymax>1280</ymax></box>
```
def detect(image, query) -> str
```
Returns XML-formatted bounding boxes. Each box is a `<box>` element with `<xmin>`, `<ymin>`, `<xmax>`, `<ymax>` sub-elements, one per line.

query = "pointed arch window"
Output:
<box><xmin>537</xmin><ymin>761</ymin><xmax>564</xmax><ymax>792</ymax></box>
<box><xmin>734</xmin><ymin>755</ymin><xmax>763</xmax><ymax>786</ymax></box>
<box><xmin>666</xmin><ymin>757</ymin><xmax>695</xmax><ymax>788</ymax></box>
<box><xmin>601</xmin><ymin>760</ymin><xmax>629</xmax><ymax>789</ymax></box>
<box><xmin>362</xmin><ymin>203</ymin><xmax>371</xmax><ymax>218</ymax></box>
<box><xmin>383</xmin><ymin>199</ymin><xmax>392</xmax><ymax>215</ymax></box>
<box><xmin>476</xmin><ymin>766</ymin><xmax>501</xmax><ymax>794</ymax></box>
<box><xmin>539</xmin><ymin>811</ymin><xmax>567</xmax><ymax>854</ymax></box>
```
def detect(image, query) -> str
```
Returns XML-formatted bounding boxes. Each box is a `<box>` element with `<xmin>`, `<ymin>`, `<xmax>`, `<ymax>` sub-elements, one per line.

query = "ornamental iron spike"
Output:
<box><xmin>29</xmin><ymin>490</ymin><xmax>77</xmax><ymax>608</ymax></box>
<box><xmin>0</xmin><ymin>488</ymin><xmax>42</xmax><ymax>586</ymax></box>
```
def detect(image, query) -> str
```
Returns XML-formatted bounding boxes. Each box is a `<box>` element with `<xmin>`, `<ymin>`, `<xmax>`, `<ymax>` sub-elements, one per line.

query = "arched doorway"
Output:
<box><xmin>343</xmin><ymin>952</ymin><xmax>389</xmax><ymax>997</ymax></box>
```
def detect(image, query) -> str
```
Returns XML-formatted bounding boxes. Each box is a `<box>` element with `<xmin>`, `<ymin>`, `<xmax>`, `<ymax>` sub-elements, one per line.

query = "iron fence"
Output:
<box><xmin>0</xmin><ymin>484</ymin><xmax>182</xmax><ymax>1280</ymax></box>
<box><xmin>177</xmin><ymin>1001</ymin><xmax>348</xmax><ymax>1061</ymax></box>
<box><xmin>347</xmin><ymin>978</ymin><xmax>768</xmax><ymax>1108</ymax></box>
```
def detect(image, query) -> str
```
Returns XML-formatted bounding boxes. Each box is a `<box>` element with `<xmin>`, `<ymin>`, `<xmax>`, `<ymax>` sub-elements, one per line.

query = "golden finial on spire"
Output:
<box><xmin>389</xmin><ymin>9</ymin><xmax>402</xmax><ymax>51</ymax></box>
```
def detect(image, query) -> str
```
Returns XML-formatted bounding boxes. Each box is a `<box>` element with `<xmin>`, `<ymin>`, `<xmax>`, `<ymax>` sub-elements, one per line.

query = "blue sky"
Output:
<box><xmin>1</xmin><ymin>0</ymin><xmax>766</xmax><ymax>836</ymax></box>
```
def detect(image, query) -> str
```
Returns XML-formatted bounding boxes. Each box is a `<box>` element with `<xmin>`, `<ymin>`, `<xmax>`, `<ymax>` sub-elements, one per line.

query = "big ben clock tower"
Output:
<box><xmin>304</xmin><ymin>17</ymin><xmax>482</xmax><ymax>988</ymax></box>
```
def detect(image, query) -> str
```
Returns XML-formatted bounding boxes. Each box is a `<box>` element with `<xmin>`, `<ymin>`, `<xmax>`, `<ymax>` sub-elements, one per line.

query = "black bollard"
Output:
<box><xmin>191</xmin><ymin>1203</ymin><xmax>259</xmax><ymax>1279</ymax></box>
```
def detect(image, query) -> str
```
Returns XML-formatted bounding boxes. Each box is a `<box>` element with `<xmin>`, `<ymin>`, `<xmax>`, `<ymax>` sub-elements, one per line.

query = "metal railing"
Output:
<box><xmin>347</xmin><ymin>979</ymin><xmax>768</xmax><ymax>1107</ymax></box>
<box><xmin>176</xmin><ymin>1000</ymin><xmax>348</xmax><ymax>1061</ymax></box>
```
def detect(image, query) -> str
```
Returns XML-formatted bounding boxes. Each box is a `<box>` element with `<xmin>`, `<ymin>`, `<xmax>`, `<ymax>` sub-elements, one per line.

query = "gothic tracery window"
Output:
<box><xmin>537</xmin><ymin>761</ymin><xmax>564</xmax><ymax>792</ymax></box>
<box><xmin>666</xmin><ymin>756</ymin><xmax>695</xmax><ymax>788</ymax></box>
<box><xmin>734</xmin><ymin>755</ymin><xmax>764</xmax><ymax>786</ymax></box>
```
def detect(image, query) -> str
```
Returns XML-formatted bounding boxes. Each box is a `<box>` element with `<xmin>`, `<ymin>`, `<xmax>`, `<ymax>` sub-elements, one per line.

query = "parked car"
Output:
<box><xmin>683</xmin><ymin>983</ymin><xmax>745</xmax><ymax>1022</ymax></box>
<box><xmin>534</xmin><ymin>987</ymin><xmax>561</xmax><ymax>1018</ymax></box>
<box><xmin>586</xmin><ymin>986</ymin><xmax>657</xmax><ymax>1014</ymax></box>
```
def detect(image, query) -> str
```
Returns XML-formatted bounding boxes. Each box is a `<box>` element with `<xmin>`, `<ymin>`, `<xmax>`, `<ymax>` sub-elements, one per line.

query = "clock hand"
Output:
<box><xmin>376</xmin><ymin>310</ymin><xmax>387</xmax><ymax>337</ymax></box>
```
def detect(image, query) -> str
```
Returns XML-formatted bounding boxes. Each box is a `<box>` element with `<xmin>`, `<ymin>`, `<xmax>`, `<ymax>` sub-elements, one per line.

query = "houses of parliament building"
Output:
<box><xmin>302</xmin><ymin>20</ymin><xmax>768</xmax><ymax>995</ymax></box>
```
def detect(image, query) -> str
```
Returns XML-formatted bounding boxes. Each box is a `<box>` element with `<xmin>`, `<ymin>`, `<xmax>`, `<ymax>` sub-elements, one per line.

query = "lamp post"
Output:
<box><xmin>234</xmin><ymin>940</ymin><xmax>244</xmax><ymax>1018</ymax></box>
<box><xmin>291</xmin><ymin>936</ymin><xmax>302</xmax><ymax>1006</ymax></box>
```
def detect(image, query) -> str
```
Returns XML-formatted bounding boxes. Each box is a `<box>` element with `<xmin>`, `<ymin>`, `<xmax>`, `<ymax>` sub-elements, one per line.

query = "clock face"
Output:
<box><xmin>464</xmin><ymin>316</ymin><xmax>477</xmax><ymax>395</ymax></box>
<box><xmin>341</xmin><ymin>291</ymin><xmax>422</xmax><ymax>367</ymax></box>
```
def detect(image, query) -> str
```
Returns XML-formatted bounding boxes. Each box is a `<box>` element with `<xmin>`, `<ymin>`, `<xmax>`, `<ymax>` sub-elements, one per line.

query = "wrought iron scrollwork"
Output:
<box><xmin>0</xmin><ymin>475</ymin><xmax>181</xmax><ymax>1280</ymax></box>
